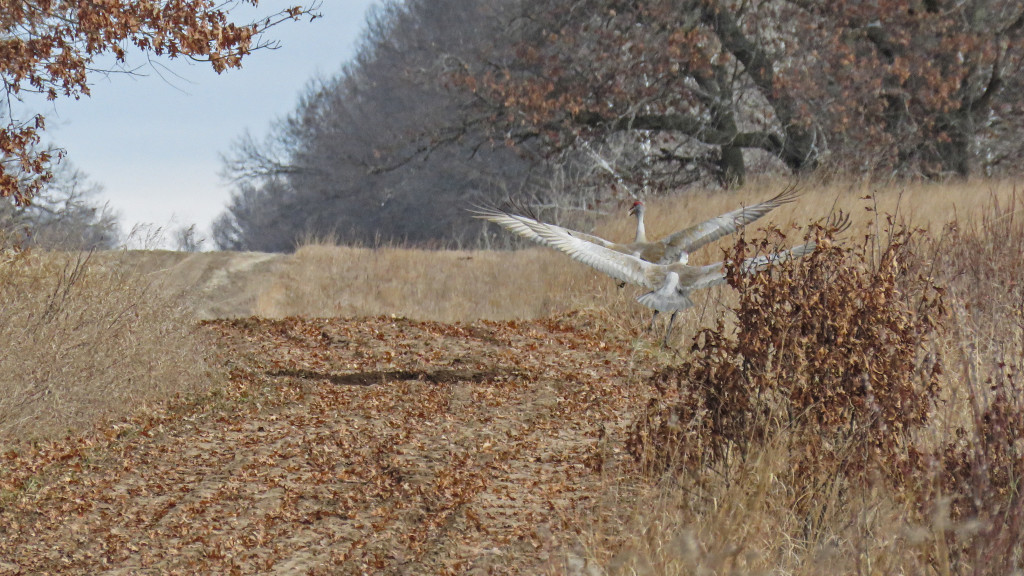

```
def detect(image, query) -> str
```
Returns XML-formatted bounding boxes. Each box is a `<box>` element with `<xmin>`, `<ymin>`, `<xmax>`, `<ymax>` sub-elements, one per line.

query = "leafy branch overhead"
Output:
<box><xmin>0</xmin><ymin>0</ymin><xmax>320</xmax><ymax>204</ymax></box>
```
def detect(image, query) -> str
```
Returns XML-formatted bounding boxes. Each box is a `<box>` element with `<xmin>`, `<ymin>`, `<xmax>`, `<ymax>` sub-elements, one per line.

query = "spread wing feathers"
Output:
<box><xmin>470</xmin><ymin>206</ymin><xmax>625</xmax><ymax>253</ymax></box>
<box><xmin>739</xmin><ymin>240</ymin><xmax>817</xmax><ymax>274</ymax></box>
<box><xmin>505</xmin><ymin>212</ymin><xmax>659</xmax><ymax>289</ymax></box>
<box><xmin>686</xmin><ymin>240</ymin><xmax>818</xmax><ymax>292</ymax></box>
<box><xmin>660</xmin><ymin>185</ymin><xmax>801</xmax><ymax>261</ymax></box>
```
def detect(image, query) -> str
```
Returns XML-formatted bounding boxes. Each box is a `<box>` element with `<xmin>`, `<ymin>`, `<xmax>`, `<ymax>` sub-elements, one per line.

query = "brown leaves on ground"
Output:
<box><xmin>0</xmin><ymin>311</ymin><xmax>656</xmax><ymax>575</ymax></box>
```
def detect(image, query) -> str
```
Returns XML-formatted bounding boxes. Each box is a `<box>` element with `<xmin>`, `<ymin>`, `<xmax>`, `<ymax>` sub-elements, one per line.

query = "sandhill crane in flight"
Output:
<box><xmin>477</xmin><ymin>187</ymin><xmax>799</xmax><ymax>267</ymax></box>
<box><xmin>474</xmin><ymin>206</ymin><xmax>822</xmax><ymax>345</ymax></box>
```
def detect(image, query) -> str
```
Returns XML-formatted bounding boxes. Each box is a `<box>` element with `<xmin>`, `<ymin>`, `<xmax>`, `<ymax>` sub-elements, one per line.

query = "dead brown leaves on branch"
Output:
<box><xmin>457</xmin><ymin>0</ymin><xmax>1024</xmax><ymax>180</ymax></box>
<box><xmin>0</xmin><ymin>1</ymin><xmax>318</xmax><ymax>204</ymax></box>
<box><xmin>629</xmin><ymin>217</ymin><xmax>946</xmax><ymax>490</ymax></box>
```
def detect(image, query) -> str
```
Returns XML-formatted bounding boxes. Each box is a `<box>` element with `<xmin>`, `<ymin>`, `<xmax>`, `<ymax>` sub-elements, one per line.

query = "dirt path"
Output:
<box><xmin>92</xmin><ymin>250</ymin><xmax>288</xmax><ymax>319</ymax></box>
<box><xmin>169</xmin><ymin>251</ymin><xmax>285</xmax><ymax>319</ymax></box>
<box><xmin>0</xmin><ymin>312</ymin><xmax>658</xmax><ymax>574</ymax></box>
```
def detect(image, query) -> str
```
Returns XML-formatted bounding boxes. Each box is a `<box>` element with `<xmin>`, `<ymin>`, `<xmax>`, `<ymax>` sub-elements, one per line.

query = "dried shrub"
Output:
<box><xmin>0</xmin><ymin>248</ymin><xmax>215</xmax><ymax>442</ymax></box>
<box><xmin>628</xmin><ymin>217</ymin><xmax>945</xmax><ymax>489</ymax></box>
<box><xmin>937</xmin><ymin>362</ymin><xmax>1024</xmax><ymax>574</ymax></box>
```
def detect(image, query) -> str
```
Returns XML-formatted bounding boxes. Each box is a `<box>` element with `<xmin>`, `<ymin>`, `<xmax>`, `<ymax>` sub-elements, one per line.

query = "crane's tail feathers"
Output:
<box><xmin>636</xmin><ymin>291</ymin><xmax>695</xmax><ymax>312</ymax></box>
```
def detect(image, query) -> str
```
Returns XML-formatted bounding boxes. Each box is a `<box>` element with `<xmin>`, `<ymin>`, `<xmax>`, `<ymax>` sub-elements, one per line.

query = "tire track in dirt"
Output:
<box><xmin>0</xmin><ymin>312</ymin><xmax>658</xmax><ymax>575</ymax></box>
<box><xmin>162</xmin><ymin>251</ymin><xmax>286</xmax><ymax>319</ymax></box>
<box><xmin>92</xmin><ymin>250</ymin><xmax>287</xmax><ymax>319</ymax></box>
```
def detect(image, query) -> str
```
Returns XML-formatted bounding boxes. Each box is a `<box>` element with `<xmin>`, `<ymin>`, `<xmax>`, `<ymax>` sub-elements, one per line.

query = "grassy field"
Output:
<box><xmin>0</xmin><ymin>179</ymin><xmax>1021</xmax><ymax>573</ymax></box>
<box><xmin>258</xmin><ymin>178</ymin><xmax>1023</xmax><ymax>320</ymax></box>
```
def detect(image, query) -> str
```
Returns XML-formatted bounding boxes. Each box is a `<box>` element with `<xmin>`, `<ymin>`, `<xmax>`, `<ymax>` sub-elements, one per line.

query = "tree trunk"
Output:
<box><xmin>778</xmin><ymin>128</ymin><xmax>819</xmax><ymax>173</ymax></box>
<box><xmin>934</xmin><ymin>116</ymin><xmax>971</xmax><ymax>178</ymax></box>
<box><xmin>719</xmin><ymin>145</ymin><xmax>745</xmax><ymax>187</ymax></box>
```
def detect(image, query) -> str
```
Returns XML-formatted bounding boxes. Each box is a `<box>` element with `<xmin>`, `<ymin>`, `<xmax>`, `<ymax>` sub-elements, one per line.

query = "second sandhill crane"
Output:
<box><xmin>476</xmin><ymin>206</ymin><xmax>823</xmax><ymax>345</ymax></box>
<box><xmin>625</xmin><ymin>185</ymin><xmax>799</xmax><ymax>264</ymax></box>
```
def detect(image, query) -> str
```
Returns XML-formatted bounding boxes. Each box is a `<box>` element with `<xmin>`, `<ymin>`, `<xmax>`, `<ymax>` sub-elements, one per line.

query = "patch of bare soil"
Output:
<box><xmin>0</xmin><ymin>312</ymin><xmax>658</xmax><ymax>574</ymax></box>
<box><xmin>167</xmin><ymin>251</ymin><xmax>284</xmax><ymax>319</ymax></box>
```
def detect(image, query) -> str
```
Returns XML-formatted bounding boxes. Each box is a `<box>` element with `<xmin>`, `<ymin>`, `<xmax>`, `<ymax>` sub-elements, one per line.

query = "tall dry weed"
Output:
<box><xmin>922</xmin><ymin>192</ymin><xmax>1024</xmax><ymax>572</ymax></box>
<box><xmin>0</xmin><ymin>247</ymin><xmax>214</xmax><ymax>443</ymax></box>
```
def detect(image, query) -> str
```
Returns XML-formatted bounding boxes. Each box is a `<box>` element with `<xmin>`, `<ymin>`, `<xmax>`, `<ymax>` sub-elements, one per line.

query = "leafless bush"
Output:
<box><xmin>0</xmin><ymin>246</ymin><xmax>215</xmax><ymax>442</ymax></box>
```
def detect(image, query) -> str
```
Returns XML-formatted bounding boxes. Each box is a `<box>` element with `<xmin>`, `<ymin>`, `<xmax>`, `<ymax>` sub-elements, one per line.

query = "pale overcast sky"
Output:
<box><xmin>31</xmin><ymin>1</ymin><xmax>380</xmax><ymax>246</ymax></box>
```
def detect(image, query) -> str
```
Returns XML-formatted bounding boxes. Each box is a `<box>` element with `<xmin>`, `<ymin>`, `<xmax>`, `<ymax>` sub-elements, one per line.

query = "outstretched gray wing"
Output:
<box><xmin>475</xmin><ymin>207</ymin><xmax>660</xmax><ymax>289</ymax></box>
<box><xmin>659</xmin><ymin>186</ymin><xmax>800</xmax><ymax>262</ymax></box>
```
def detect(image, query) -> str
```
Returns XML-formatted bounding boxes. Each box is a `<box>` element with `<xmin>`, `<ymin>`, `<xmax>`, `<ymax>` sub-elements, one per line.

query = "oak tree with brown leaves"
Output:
<box><xmin>0</xmin><ymin>1</ymin><xmax>318</xmax><ymax>205</ymax></box>
<box><xmin>456</xmin><ymin>0</ymin><xmax>1024</xmax><ymax>186</ymax></box>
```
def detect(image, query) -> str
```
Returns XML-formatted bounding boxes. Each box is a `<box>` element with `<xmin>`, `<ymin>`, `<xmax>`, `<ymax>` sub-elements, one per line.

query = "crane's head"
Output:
<box><xmin>628</xmin><ymin>200</ymin><xmax>645</xmax><ymax>217</ymax></box>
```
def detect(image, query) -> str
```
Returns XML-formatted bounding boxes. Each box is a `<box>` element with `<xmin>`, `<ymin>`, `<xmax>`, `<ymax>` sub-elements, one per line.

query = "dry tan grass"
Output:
<box><xmin>254</xmin><ymin>244</ymin><xmax>629</xmax><ymax>322</ymax></box>
<box><xmin>568</xmin><ymin>441</ymin><xmax>937</xmax><ymax>576</ymax></box>
<box><xmin>560</xmin><ymin>179</ymin><xmax>1024</xmax><ymax>576</ymax></box>
<box><xmin>0</xmin><ymin>248</ymin><xmax>216</xmax><ymax>443</ymax></box>
<box><xmin>1</xmin><ymin>179</ymin><xmax>1021</xmax><ymax>572</ymax></box>
<box><xmin>593</xmin><ymin>177</ymin><xmax>1022</xmax><ymax>262</ymax></box>
<box><xmin>5</xmin><ymin>179</ymin><xmax>1013</xmax><ymax>443</ymax></box>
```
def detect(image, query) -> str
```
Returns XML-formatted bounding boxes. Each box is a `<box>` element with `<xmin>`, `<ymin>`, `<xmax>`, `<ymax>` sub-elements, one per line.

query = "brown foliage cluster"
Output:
<box><xmin>940</xmin><ymin>366</ymin><xmax>1024</xmax><ymax>527</ymax></box>
<box><xmin>628</xmin><ymin>218</ymin><xmax>945</xmax><ymax>487</ymax></box>
<box><xmin>460</xmin><ymin>0</ymin><xmax>1024</xmax><ymax>182</ymax></box>
<box><xmin>0</xmin><ymin>1</ymin><xmax>314</xmax><ymax>203</ymax></box>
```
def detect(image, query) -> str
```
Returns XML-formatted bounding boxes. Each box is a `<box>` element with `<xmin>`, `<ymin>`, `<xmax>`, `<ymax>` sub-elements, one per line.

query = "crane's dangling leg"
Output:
<box><xmin>647</xmin><ymin>310</ymin><xmax>659</xmax><ymax>332</ymax></box>
<box><xmin>662</xmin><ymin>311</ymin><xmax>679</xmax><ymax>347</ymax></box>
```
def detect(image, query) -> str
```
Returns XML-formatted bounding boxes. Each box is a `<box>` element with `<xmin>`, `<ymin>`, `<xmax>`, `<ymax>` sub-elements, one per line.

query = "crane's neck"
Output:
<box><xmin>634</xmin><ymin>209</ymin><xmax>647</xmax><ymax>243</ymax></box>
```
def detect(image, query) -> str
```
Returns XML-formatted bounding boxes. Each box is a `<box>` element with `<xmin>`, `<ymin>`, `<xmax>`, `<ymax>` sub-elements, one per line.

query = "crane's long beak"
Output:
<box><xmin>628</xmin><ymin>205</ymin><xmax>638</xmax><ymax>217</ymax></box>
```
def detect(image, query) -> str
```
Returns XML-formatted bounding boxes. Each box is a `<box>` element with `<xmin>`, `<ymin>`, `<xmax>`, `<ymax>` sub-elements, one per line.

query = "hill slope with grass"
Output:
<box><xmin>109</xmin><ymin>179</ymin><xmax>1021</xmax><ymax>323</ymax></box>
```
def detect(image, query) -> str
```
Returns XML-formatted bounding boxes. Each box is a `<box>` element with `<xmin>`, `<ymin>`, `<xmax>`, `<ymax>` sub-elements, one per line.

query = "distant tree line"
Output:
<box><xmin>215</xmin><ymin>0</ymin><xmax>550</xmax><ymax>251</ymax></box>
<box><xmin>216</xmin><ymin>0</ymin><xmax>1024</xmax><ymax>252</ymax></box>
<box><xmin>0</xmin><ymin>163</ymin><xmax>119</xmax><ymax>250</ymax></box>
